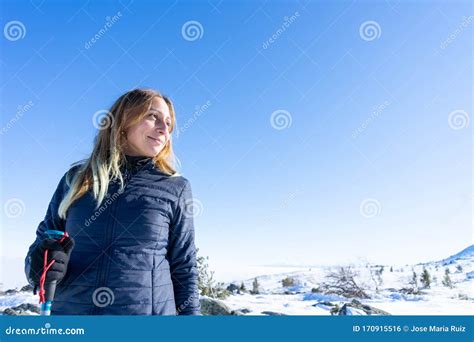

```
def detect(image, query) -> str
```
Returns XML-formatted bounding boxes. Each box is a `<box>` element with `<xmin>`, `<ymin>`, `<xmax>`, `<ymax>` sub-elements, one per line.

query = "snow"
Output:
<box><xmin>219</xmin><ymin>245</ymin><xmax>474</xmax><ymax>315</ymax></box>
<box><xmin>223</xmin><ymin>293</ymin><xmax>331</xmax><ymax>315</ymax></box>
<box><xmin>0</xmin><ymin>292</ymin><xmax>37</xmax><ymax>313</ymax></box>
<box><xmin>343</xmin><ymin>307</ymin><xmax>367</xmax><ymax>315</ymax></box>
<box><xmin>1</xmin><ymin>245</ymin><xmax>473</xmax><ymax>315</ymax></box>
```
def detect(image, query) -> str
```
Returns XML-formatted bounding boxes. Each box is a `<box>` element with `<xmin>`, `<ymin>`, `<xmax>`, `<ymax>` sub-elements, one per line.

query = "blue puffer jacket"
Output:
<box><xmin>25</xmin><ymin>156</ymin><xmax>201</xmax><ymax>315</ymax></box>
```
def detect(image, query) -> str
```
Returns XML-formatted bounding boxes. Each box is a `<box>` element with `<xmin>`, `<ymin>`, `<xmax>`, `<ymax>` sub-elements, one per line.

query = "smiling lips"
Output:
<box><xmin>147</xmin><ymin>136</ymin><xmax>164</xmax><ymax>145</ymax></box>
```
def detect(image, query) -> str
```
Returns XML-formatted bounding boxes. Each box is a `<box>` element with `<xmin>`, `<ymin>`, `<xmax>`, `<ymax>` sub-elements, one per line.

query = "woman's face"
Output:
<box><xmin>123</xmin><ymin>97</ymin><xmax>172</xmax><ymax>157</ymax></box>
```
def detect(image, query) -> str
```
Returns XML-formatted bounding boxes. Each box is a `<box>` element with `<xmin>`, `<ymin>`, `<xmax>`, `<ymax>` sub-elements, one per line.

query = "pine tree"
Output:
<box><xmin>420</xmin><ymin>268</ymin><xmax>431</xmax><ymax>288</ymax></box>
<box><xmin>239</xmin><ymin>282</ymin><xmax>246</xmax><ymax>292</ymax></box>
<box><xmin>442</xmin><ymin>268</ymin><xmax>454</xmax><ymax>288</ymax></box>
<box><xmin>409</xmin><ymin>270</ymin><xmax>419</xmax><ymax>293</ymax></box>
<box><xmin>196</xmin><ymin>248</ymin><xmax>229</xmax><ymax>299</ymax></box>
<box><xmin>197</xmin><ymin>252</ymin><xmax>215</xmax><ymax>297</ymax></box>
<box><xmin>251</xmin><ymin>278</ymin><xmax>260</xmax><ymax>294</ymax></box>
<box><xmin>281</xmin><ymin>276</ymin><xmax>295</xmax><ymax>287</ymax></box>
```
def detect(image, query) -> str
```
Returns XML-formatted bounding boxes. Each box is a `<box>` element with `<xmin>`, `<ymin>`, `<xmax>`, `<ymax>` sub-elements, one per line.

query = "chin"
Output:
<box><xmin>149</xmin><ymin>148</ymin><xmax>164</xmax><ymax>157</ymax></box>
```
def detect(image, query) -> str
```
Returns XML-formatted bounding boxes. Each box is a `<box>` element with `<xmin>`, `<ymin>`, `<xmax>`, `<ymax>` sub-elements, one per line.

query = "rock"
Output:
<box><xmin>240</xmin><ymin>308</ymin><xmax>252</xmax><ymax>314</ymax></box>
<box><xmin>199</xmin><ymin>297</ymin><xmax>233</xmax><ymax>315</ymax></box>
<box><xmin>3</xmin><ymin>303</ymin><xmax>40</xmax><ymax>316</ymax></box>
<box><xmin>4</xmin><ymin>289</ymin><xmax>19</xmax><ymax>295</ymax></box>
<box><xmin>399</xmin><ymin>287</ymin><xmax>417</xmax><ymax>294</ymax></box>
<box><xmin>399</xmin><ymin>288</ymin><xmax>426</xmax><ymax>295</ymax></box>
<box><xmin>3</xmin><ymin>309</ymin><xmax>18</xmax><ymax>316</ymax></box>
<box><xmin>226</xmin><ymin>283</ymin><xmax>240</xmax><ymax>294</ymax></box>
<box><xmin>261</xmin><ymin>311</ymin><xmax>287</xmax><ymax>316</ymax></box>
<box><xmin>230</xmin><ymin>310</ymin><xmax>246</xmax><ymax>315</ymax></box>
<box><xmin>312</xmin><ymin>301</ymin><xmax>336</xmax><ymax>308</ymax></box>
<box><xmin>337</xmin><ymin>299</ymin><xmax>390</xmax><ymax>316</ymax></box>
<box><xmin>20</xmin><ymin>284</ymin><xmax>34</xmax><ymax>292</ymax></box>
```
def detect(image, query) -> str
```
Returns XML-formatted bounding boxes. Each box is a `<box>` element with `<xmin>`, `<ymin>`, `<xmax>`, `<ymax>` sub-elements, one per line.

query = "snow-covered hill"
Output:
<box><xmin>219</xmin><ymin>245</ymin><xmax>474</xmax><ymax>315</ymax></box>
<box><xmin>433</xmin><ymin>244</ymin><xmax>474</xmax><ymax>266</ymax></box>
<box><xmin>1</xmin><ymin>245</ymin><xmax>473</xmax><ymax>315</ymax></box>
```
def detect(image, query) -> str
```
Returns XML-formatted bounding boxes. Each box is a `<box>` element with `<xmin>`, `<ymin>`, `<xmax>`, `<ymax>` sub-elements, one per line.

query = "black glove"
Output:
<box><xmin>29</xmin><ymin>236</ymin><xmax>75</xmax><ymax>285</ymax></box>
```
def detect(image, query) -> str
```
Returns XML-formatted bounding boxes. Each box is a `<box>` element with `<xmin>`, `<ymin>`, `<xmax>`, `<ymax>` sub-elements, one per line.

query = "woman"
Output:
<box><xmin>24</xmin><ymin>88</ymin><xmax>201</xmax><ymax>315</ymax></box>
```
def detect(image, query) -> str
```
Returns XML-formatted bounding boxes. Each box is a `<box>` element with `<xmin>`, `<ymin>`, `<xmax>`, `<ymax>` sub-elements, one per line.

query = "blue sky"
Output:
<box><xmin>0</xmin><ymin>0</ymin><xmax>472</xmax><ymax>285</ymax></box>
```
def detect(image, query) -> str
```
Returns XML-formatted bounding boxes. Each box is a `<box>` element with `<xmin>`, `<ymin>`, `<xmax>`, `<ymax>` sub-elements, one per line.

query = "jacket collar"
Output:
<box><xmin>123</xmin><ymin>155</ymin><xmax>155</xmax><ymax>173</ymax></box>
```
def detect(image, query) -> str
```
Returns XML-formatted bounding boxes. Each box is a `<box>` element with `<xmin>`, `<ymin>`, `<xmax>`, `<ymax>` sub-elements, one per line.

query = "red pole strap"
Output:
<box><xmin>38</xmin><ymin>232</ymin><xmax>68</xmax><ymax>304</ymax></box>
<box><xmin>38</xmin><ymin>250</ymin><xmax>55</xmax><ymax>303</ymax></box>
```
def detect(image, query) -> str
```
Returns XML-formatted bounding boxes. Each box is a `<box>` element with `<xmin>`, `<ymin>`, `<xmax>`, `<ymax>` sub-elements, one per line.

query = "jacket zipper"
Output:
<box><xmin>91</xmin><ymin>162</ymin><xmax>149</xmax><ymax>314</ymax></box>
<box><xmin>91</xmin><ymin>173</ymin><xmax>126</xmax><ymax>314</ymax></box>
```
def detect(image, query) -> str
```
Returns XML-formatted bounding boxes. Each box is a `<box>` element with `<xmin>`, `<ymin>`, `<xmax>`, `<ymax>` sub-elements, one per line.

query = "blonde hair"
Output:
<box><xmin>58</xmin><ymin>88</ymin><xmax>178</xmax><ymax>219</ymax></box>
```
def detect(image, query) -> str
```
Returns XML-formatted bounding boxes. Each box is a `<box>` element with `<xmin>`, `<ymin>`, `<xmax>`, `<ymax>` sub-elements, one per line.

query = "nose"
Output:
<box><xmin>154</xmin><ymin>118</ymin><xmax>168</xmax><ymax>135</ymax></box>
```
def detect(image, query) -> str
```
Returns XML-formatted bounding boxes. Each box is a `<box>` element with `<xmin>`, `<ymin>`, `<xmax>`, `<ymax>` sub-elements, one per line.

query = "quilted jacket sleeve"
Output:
<box><xmin>24</xmin><ymin>170</ymin><xmax>71</xmax><ymax>286</ymax></box>
<box><xmin>168</xmin><ymin>179</ymin><xmax>201</xmax><ymax>315</ymax></box>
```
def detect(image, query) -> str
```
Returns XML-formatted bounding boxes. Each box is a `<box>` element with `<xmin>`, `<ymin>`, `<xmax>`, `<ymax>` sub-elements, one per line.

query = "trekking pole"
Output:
<box><xmin>39</xmin><ymin>230</ymin><xmax>68</xmax><ymax>316</ymax></box>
